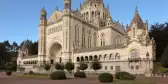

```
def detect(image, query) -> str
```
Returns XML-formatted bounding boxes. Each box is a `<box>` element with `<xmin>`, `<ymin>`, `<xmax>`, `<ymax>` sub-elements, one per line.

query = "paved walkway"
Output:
<box><xmin>1</xmin><ymin>72</ymin><xmax>168</xmax><ymax>84</ymax></box>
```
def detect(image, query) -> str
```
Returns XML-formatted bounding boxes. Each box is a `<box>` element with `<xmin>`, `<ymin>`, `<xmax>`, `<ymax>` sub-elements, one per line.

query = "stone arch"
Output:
<box><xmin>109</xmin><ymin>54</ymin><xmax>113</xmax><ymax>60</ymax></box>
<box><xmin>115</xmin><ymin>53</ymin><xmax>120</xmax><ymax>60</ymax></box>
<box><xmin>99</xmin><ymin>55</ymin><xmax>102</xmax><ymax>60</ymax></box>
<box><xmin>48</xmin><ymin>42</ymin><xmax>62</xmax><ymax>64</ymax></box>
<box><xmin>104</xmin><ymin>54</ymin><xmax>107</xmax><ymax>60</ymax></box>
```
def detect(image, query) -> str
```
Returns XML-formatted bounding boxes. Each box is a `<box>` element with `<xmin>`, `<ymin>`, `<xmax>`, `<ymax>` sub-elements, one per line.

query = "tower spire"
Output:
<box><xmin>131</xmin><ymin>6</ymin><xmax>144</xmax><ymax>29</ymax></box>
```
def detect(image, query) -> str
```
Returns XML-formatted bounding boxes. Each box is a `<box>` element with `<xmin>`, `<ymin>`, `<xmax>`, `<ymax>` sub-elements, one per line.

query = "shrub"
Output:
<box><xmin>6</xmin><ymin>71</ymin><xmax>12</xmax><ymax>76</ymax></box>
<box><xmin>99</xmin><ymin>73</ymin><xmax>113</xmax><ymax>83</ymax></box>
<box><xmin>28</xmin><ymin>71</ymin><xmax>34</xmax><ymax>75</ymax></box>
<box><xmin>74</xmin><ymin>72</ymin><xmax>86</xmax><ymax>78</ymax></box>
<box><xmin>115</xmin><ymin>72</ymin><xmax>135</xmax><ymax>80</ymax></box>
<box><xmin>50</xmin><ymin>71</ymin><xmax>66</xmax><ymax>80</ymax></box>
<box><xmin>65</xmin><ymin>62</ymin><xmax>74</xmax><ymax>72</ymax></box>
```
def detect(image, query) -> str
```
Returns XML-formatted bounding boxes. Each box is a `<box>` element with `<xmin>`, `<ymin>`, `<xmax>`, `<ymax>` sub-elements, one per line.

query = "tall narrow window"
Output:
<box><xmin>88</xmin><ymin>30</ymin><xmax>91</xmax><ymax>48</ymax></box>
<box><xmin>133</xmin><ymin>28</ymin><xmax>135</xmax><ymax>38</ymax></box>
<box><xmin>75</xmin><ymin>25</ymin><xmax>77</xmax><ymax>42</ymax></box>
<box><xmin>82</xmin><ymin>28</ymin><xmax>85</xmax><ymax>48</ymax></box>
<box><xmin>101</xmin><ymin>33</ymin><xmax>105</xmax><ymax>46</ymax></box>
<box><xmin>94</xmin><ymin>33</ymin><xmax>97</xmax><ymax>47</ymax></box>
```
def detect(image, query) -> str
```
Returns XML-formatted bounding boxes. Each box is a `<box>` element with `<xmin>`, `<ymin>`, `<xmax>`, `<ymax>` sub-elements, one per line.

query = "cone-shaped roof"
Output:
<box><xmin>131</xmin><ymin>7</ymin><xmax>144</xmax><ymax>29</ymax></box>
<box><xmin>41</xmin><ymin>7</ymin><xmax>47</xmax><ymax>15</ymax></box>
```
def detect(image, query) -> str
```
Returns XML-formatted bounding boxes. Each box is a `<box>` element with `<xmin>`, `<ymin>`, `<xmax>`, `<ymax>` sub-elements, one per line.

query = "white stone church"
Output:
<box><xmin>17</xmin><ymin>0</ymin><xmax>156</xmax><ymax>75</ymax></box>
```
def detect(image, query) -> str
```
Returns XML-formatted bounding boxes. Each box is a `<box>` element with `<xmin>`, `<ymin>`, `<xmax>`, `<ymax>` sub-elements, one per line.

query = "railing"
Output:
<box><xmin>128</xmin><ymin>58</ymin><xmax>141</xmax><ymax>62</ymax></box>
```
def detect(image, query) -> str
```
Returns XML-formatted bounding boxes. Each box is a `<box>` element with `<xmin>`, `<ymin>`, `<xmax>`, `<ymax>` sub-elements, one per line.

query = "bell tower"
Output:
<box><xmin>38</xmin><ymin>7</ymin><xmax>47</xmax><ymax>64</ymax></box>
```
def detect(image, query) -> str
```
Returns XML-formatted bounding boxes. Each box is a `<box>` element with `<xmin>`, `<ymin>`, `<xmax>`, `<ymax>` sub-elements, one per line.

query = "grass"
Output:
<box><xmin>16</xmin><ymin>75</ymin><xmax>49</xmax><ymax>79</ymax></box>
<box><xmin>15</xmin><ymin>74</ymin><xmax>155</xmax><ymax>84</ymax></box>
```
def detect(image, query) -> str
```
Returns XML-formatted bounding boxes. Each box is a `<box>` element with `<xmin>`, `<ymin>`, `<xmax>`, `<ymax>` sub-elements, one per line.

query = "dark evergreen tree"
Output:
<box><xmin>65</xmin><ymin>62</ymin><xmax>74</xmax><ymax>72</ymax></box>
<box><xmin>149</xmin><ymin>22</ymin><xmax>168</xmax><ymax>61</ymax></box>
<box><xmin>79</xmin><ymin>62</ymin><xmax>88</xmax><ymax>72</ymax></box>
<box><xmin>55</xmin><ymin>63</ymin><xmax>61</xmax><ymax>70</ymax></box>
<box><xmin>161</xmin><ymin>45</ymin><xmax>168</xmax><ymax>68</ymax></box>
<box><xmin>90</xmin><ymin>59</ymin><xmax>102</xmax><ymax>74</ymax></box>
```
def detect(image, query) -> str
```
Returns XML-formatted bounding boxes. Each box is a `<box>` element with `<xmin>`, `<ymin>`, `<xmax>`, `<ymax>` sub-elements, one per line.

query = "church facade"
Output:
<box><xmin>17</xmin><ymin>0</ymin><xmax>156</xmax><ymax>75</ymax></box>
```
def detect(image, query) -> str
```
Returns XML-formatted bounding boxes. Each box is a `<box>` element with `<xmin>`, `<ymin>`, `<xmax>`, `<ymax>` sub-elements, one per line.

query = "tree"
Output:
<box><xmin>44</xmin><ymin>64</ymin><xmax>51</xmax><ymax>76</ymax></box>
<box><xmin>11</xmin><ymin>42</ymin><xmax>18</xmax><ymax>52</ymax></box>
<box><xmin>65</xmin><ymin>62</ymin><xmax>74</xmax><ymax>73</ymax></box>
<box><xmin>90</xmin><ymin>59</ymin><xmax>102</xmax><ymax>74</ymax></box>
<box><xmin>149</xmin><ymin>22</ymin><xmax>168</xmax><ymax>61</ymax></box>
<box><xmin>79</xmin><ymin>62</ymin><xmax>88</xmax><ymax>72</ymax></box>
<box><xmin>55</xmin><ymin>63</ymin><xmax>61</xmax><ymax>70</ymax></box>
<box><xmin>161</xmin><ymin>45</ymin><xmax>168</xmax><ymax>68</ymax></box>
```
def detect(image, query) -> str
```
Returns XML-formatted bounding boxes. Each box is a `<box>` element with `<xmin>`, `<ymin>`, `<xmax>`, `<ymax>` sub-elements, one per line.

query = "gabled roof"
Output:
<box><xmin>131</xmin><ymin>7</ymin><xmax>144</xmax><ymax>29</ymax></box>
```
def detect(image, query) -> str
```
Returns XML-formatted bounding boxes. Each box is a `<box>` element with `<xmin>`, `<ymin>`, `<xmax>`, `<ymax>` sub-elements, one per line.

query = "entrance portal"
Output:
<box><xmin>49</xmin><ymin>43</ymin><xmax>62</xmax><ymax>64</ymax></box>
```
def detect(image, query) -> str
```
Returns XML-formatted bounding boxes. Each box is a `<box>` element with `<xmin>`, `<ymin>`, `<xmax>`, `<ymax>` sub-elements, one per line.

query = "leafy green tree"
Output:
<box><xmin>44</xmin><ymin>64</ymin><xmax>51</xmax><ymax>76</ymax></box>
<box><xmin>65</xmin><ymin>62</ymin><xmax>74</xmax><ymax>73</ymax></box>
<box><xmin>79</xmin><ymin>62</ymin><xmax>88</xmax><ymax>72</ymax></box>
<box><xmin>55</xmin><ymin>63</ymin><xmax>61</xmax><ymax>70</ymax></box>
<box><xmin>90</xmin><ymin>59</ymin><xmax>102</xmax><ymax>74</ymax></box>
<box><xmin>149</xmin><ymin>22</ymin><xmax>168</xmax><ymax>61</ymax></box>
<box><xmin>161</xmin><ymin>45</ymin><xmax>168</xmax><ymax>68</ymax></box>
<box><xmin>12</xmin><ymin>42</ymin><xmax>18</xmax><ymax>52</ymax></box>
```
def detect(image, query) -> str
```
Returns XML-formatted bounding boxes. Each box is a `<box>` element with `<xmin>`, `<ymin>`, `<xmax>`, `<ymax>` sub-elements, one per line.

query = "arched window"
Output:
<box><xmin>92</xmin><ymin>11</ymin><xmax>94</xmax><ymax>17</ymax></box>
<box><xmin>82</xmin><ymin>28</ymin><xmax>85</xmax><ymax>48</ymax></box>
<box><xmin>104</xmin><ymin>54</ymin><xmax>107</xmax><ymax>60</ymax></box>
<box><xmin>94</xmin><ymin>55</ymin><xmax>98</xmax><ymax>60</ymax></box>
<box><xmin>81</xmin><ymin>57</ymin><xmax>84</xmax><ymax>62</ymax></box>
<box><xmin>130</xmin><ymin>49</ymin><xmax>139</xmax><ymax>59</ymax></box>
<box><xmin>94</xmin><ymin>33</ymin><xmax>97</xmax><ymax>47</ymax></box>
<box><xmin>115</xmin><ymin>53</ymin><xmax>120</xmax><ymax>60</ymax></box>
<box><xmin>109</xmin><ymin>54</ymin><xmax>113</xmax><ymax>60</ymax></box>
<box><xmin>101</xmin><ymin>33</ymin><xmax>105</xmax><ymax>46</ymax></box>
<box><xmin>115</xmin><ymin>36</ymin><xmax>121</xmax><ymax>44</ymax></box>
<box><xmin>89</xmin><ymin>56</ymin><xmax>93</xmax><ymax>61</ymax></box>
<box><xmin>133</xmin><ymin>28</ymin><xmax>135</xmax><ymax>38</ymax></box>
<box><xmin>85</xmin><ymin>56</ymin><xmax>88</xmax><ymax>61</ymax></box>
<box><xmin>77</xmin><ymin>57</ymin><xmax>80</xmax><ymax>62</ymax></box>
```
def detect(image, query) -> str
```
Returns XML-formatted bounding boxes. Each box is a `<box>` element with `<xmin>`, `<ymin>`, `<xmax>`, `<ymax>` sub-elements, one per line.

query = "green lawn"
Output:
<box><xmin>16</xmin><ymin>75</ymin><xmax>155</xmax><ymax>84</ymax></box>
<box><xmin>16</xmin><ymin>75</ymin><xmax>49</xmax><ymax>79</ymax></box>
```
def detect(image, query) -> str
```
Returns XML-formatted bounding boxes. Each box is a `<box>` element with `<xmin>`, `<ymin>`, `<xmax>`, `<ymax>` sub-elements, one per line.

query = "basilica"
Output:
<box><xmin>17</xmin><ymin>0</ymin><xmax>156</xmax><ymax>76</ymax></box>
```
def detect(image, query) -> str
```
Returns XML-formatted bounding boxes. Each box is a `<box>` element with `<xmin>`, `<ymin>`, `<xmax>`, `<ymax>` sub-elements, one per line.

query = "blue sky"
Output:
<box><xmin>0</xmin><ymin>0</ymin><xmax>168</xmax><ymax>44</ymax></box>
